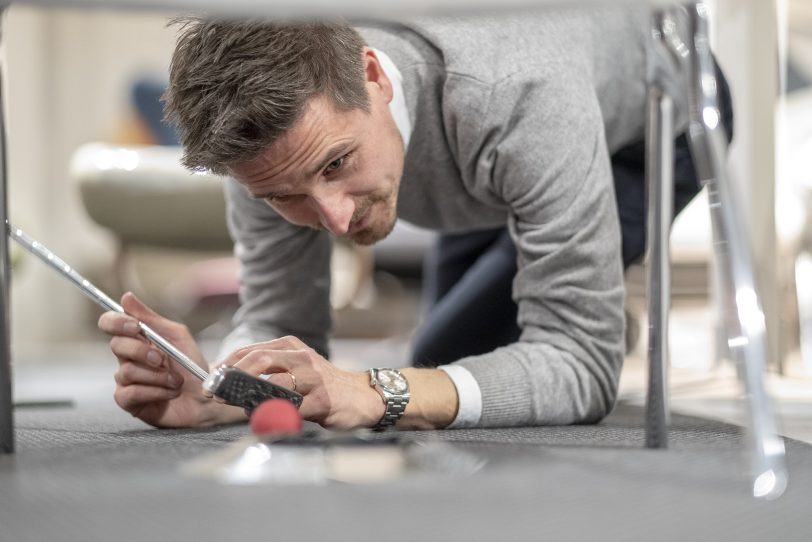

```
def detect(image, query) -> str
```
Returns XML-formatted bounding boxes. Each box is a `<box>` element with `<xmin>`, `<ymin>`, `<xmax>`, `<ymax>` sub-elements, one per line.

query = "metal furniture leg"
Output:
<box><xmin>682</xmin><ymin>2</ymin><xmax>787</xmax><ymax>499</ymax></box>
<box><xmin>648</xmin><ymin>2</ymin><xmax>787</xmax><ymax>498</ymax></box>
<box><xmin>0</xmin><ymin>3</ymin><xmax>14</xmax><ymax>455</ymax></box>
<box><xmin>644</xmin><ymin>84</ymin><xmax>675</xmax><ymax>449</ymax></box>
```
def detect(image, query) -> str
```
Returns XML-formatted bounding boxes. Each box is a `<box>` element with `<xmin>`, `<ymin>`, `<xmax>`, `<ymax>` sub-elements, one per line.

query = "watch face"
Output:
<box><xmin>377</xmin><ymin>369</ymin><xmax>408</xmax><ymax>393</ymax></box>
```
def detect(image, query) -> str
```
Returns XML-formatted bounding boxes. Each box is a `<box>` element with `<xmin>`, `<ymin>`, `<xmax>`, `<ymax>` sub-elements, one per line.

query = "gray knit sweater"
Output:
<box><xmin>219</xmin><ymin>7</ymin><xmax>688</xmax><ymax>426</ymax></box>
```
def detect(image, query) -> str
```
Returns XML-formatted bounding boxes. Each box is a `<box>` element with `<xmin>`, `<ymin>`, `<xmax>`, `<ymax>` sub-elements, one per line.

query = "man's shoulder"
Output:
<box><xmin>358</xmin><ymin>8</ymin><xmax>648</xmax><ymax>87</ymax></box>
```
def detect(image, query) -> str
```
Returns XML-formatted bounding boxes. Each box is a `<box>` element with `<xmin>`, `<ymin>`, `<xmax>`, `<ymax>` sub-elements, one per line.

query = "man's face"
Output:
<box><xmin>228</xmin><ymin>52</ymin><xmax>405</xmax><ymax>246</ymax></box>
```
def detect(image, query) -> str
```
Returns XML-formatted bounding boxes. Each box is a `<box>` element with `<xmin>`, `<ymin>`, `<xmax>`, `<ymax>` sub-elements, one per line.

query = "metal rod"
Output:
<box><xmin>644</xmin><ymin>85</ymin><xmax>674</xmax><ymax>449</ymax></box>
<box><xmin>683</xmin><ymin>1</ymin><xmax>787</xmax><ymax>500</ymax></box>
<box><xmin>6</xmin><ymin>223</ymin><xmax>209</xmax><ymax>382</ymax></box>
<box><xmin>0</xmin><ymin>3</ymin><xmax>13</xmax><ymax>455</ymax></box>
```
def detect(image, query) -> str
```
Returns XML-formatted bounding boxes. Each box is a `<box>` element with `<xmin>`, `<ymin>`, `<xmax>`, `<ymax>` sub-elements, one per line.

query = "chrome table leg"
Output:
<box><xmin>645</xmin><ymin>83</ymin><xmax>675</xmax><ymax>449</ymax></box>
<box><xmin>683</xmin><ymin>2</ymin><xmax>787</xmax><ymax>499</ymax></box>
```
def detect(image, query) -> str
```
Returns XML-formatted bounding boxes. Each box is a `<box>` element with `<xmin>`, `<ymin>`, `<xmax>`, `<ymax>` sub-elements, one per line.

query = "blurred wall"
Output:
<box><xmin>2</xmin><ymin>6</ymin><xmax>179</xmax><ymax>356</ymax></box>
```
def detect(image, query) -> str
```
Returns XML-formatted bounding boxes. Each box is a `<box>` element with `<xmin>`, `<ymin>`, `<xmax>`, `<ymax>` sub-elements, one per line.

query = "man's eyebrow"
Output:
<box><xmin>309</xmin><ymin>142</ymin><xmax>353</xmax><ymax>177</ymax></box>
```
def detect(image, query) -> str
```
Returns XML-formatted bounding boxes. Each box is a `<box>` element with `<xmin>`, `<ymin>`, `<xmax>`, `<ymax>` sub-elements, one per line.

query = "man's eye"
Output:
<box><xmin>324</xmin><ymin>155</ymin><xmax>347</xmax><ymax>175</ymax></box>
<box><xmin>266</xmin><ymin>195</ymin><xmax>296</xmax><ymax>204</ymax></box>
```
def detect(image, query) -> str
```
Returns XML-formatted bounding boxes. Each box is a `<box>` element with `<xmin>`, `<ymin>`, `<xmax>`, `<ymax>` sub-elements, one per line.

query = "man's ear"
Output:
<box><xmin>362</xmin><ymin>47</ymin><xmax>394</xmax><ymax>104</ymax></box>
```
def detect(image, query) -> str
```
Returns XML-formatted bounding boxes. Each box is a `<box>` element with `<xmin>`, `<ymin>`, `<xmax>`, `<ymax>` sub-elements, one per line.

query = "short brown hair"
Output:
<box><xmin>163</xmin><ymin>18</ymin><xmax>369</xmax><ymax>175</ymax></box>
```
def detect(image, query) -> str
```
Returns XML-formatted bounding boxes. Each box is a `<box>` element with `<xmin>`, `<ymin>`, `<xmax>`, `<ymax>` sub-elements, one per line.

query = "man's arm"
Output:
<box><xmin>219</xmin><ymin>179</ymin><xmax>333</xmax><ymax>359</ymax></box>
<box><xmin>397</xmin><ymin>368</ymin><xmax>459</xmax><ymax>429</ymax></box>
<box><xmin>219</xmin><ymin>336</ymin><xmax>459</xmax><ymax>429</ymax></box>
<box><xmin>449</xmin><ymin>64</ymin><xmax>626</xmax><ymax>426</ymax></box>
<box><xmin>99</xmin><ymin>291</ymin><xmax>459</xmax><ymax>430</ymax></box>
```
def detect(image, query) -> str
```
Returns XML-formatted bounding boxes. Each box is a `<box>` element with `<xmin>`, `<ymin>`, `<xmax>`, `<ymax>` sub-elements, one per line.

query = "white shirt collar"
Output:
<box><xmin>373</xmin><ymin>48</ymin><xmax>411</xmax><ymax>152</ymax></box>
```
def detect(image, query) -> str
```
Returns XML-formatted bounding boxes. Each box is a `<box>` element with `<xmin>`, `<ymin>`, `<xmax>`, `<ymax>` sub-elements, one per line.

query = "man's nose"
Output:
<box><xmin>311</xmin><ymin>193</ymin><xmax>355</xmax><ymax>236</ymax></box>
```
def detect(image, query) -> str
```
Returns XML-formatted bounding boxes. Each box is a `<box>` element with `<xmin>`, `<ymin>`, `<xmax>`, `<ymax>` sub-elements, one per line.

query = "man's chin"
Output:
<box><xmin>348</xmin><ymin>229</ymin><xmax>386</xmax><ymax>246</ymax></box>
<box><xmin>348</xmin><ymin>219</ymin><xmax>396</xmax><ymax>246</ymax></box>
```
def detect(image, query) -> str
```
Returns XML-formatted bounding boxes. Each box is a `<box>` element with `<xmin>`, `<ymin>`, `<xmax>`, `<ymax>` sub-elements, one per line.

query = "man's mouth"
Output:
<box><xmin>348</xmin><ymin>207</ymin><xmax>371</xmax><ymax>235</ymax></box>
<box><xmin>347</xmin><ymin>205</ymin><xmax>373</xmax><ymax>235</ymax></box>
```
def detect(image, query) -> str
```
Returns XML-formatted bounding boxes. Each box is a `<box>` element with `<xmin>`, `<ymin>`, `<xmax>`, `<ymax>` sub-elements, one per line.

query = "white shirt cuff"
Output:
<box><xmin>438</xmin><ymin>365</ymin><xmax>482</xmax><ymax>428</ymax></box>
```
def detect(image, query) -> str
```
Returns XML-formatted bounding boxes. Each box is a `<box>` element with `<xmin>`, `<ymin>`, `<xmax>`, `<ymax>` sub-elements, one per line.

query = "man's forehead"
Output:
<box><xmin>230</xmin><ymin>110</ymin><xmax>326</xmax><ymax>177</ymax></box>
<box><xmin>229</xmin><ymin>102</ymin><xmax>357</xmax><ymax>184</ymax></box>
<box><xmin>232</xmin><ymin>148</ymin><xmax>282</xmax><ymax>177</ymax></box>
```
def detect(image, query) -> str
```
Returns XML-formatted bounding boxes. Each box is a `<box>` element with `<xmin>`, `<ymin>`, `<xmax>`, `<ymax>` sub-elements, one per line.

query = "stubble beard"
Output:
<box><xmin>348</xmin><ymin>194</ymin><xmax>397</xmax><ymax>246</ymax></box>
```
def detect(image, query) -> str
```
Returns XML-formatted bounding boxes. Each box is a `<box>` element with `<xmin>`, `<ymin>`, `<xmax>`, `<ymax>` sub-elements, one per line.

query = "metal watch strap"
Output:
<box><xmin>369</xmin><ymin>368</ymin><xmax>410</xmax><ymax>431</ymax></box>
<box><xmin>375</xmin><ymin>393</ymin><xmax>409</xmax><ymax>430</ymax></box>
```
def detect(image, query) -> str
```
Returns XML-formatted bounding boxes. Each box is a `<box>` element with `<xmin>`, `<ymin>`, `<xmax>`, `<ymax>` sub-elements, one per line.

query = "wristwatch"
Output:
<box><xmin>368</xmin><ymin>368</ymin><xmax>410</xmax><ymax>430</ymax></box>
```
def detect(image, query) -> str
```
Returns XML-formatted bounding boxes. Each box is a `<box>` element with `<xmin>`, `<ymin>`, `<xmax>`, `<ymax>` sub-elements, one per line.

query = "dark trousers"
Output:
<box><xmin>411</xmin><ymin>65</ymin><xmax>734</xmax><ymax>367</ymax></box>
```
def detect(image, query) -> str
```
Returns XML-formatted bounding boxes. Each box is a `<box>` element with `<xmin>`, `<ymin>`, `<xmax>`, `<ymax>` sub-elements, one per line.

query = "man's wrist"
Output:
<box><xmin>396</xmin><ymin>368</ymin><xmax>459</xmax><ymax>430</ymax></box>
<box><xmin>368</xmin><ymin>368</ymin><xmax>411</xmax><ymax>430</ymax></box>
<box><xmin>354</xmin><ymin>371</ymin><xmax>387</xmax><ymax>428</ymax></box>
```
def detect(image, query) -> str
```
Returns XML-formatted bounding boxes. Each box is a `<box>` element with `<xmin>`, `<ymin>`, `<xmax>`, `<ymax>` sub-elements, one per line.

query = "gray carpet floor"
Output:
<box><xmin>1</xmin><ymin>399</ymin><xmax>811</xmax><ymax>542</ymax></box>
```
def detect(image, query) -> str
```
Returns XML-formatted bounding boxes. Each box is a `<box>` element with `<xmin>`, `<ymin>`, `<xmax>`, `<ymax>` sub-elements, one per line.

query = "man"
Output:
<box><xmin>98</xmin><ymin>10</ymin><xmax>731</xmax><ymax>431</ymax></box>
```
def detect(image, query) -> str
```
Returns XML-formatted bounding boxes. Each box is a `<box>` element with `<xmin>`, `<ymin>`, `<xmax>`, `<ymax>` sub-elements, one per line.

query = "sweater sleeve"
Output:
<box><xmin>451</xmin><ymin>67</ymin><xmax>626</xmax><ymax>426</ymax></box>
<box><xmin>217</xmin><ymin>178</ymin><xmax>333</xmax><ymax>361</ymax></box>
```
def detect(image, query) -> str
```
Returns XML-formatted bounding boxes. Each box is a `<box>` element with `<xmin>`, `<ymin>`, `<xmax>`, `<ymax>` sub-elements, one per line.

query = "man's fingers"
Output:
<box><xmin>266</xmin><ymin>371</ymin><xmax>297</xmax><ymax>391</ymax></box>
<box><xmin>114</xmin><ymin>384</ymin><xmax>183</xmax><ymax>412</ymax></box>
<box><xmin>224</xmin><ymin>335</ymin><xmax>307</xmax><ymax>365</ymax></box>
<box><xmin>98</xmin><ymin>293</ymin><xmax>173</xmax><ymax>348</ymax></box>
<box><xmin>120</xmin><ymin>292</ymin><xmax>191</xmax><ymax>337</ymax></box>
<box><xmin>230</xmin><ymin>349</ymin><xmax>305</xmax><ymax>377</ymax></box>
<box><xmin>120</xmin><ymin>292</ymin><xmax>160</xmax><ymax>322</ymax></box>
<box><xmin>98</xmin><ymin>292</ymin><xmax>163</xmax><ymax>336</ymax></box>
<box><xmin>115</xmin><ymin>362</ymin><xmax>184</xmax><ymax>389</ymax></box>
<box><xmin>109</xmin><ymin>336</ymin><xmax>165</xmax><ymax>368</ymax></box>
<box><xmin>98</xmin><ymin>311</ymin><xmax>142</xmax><ymax>338</ymax></box>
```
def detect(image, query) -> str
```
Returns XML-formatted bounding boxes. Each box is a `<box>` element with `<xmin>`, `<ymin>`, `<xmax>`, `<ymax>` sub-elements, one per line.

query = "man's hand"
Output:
<box><xmin>219</xmin><ymin>336</ymin><xmax>385</xmax><ymax>429</ymax></box>
<box><xmin>98</xmin><ymin>292</ymin><xmax>243</xmax><ymax>428</ymax></box>
<box><xmin>219</xmin><ymin>336</ymin><xmax>460</xmax><ymax>430</ymax></box>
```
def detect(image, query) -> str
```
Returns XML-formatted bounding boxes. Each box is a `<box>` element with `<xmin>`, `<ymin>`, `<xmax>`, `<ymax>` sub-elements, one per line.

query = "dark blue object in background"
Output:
<box><xmin>132</xmin><ymin>78</ymin><xmax>180</xmax><ymax>146</ymax></box>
